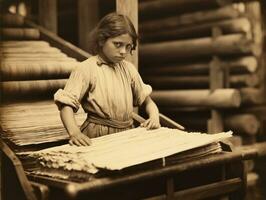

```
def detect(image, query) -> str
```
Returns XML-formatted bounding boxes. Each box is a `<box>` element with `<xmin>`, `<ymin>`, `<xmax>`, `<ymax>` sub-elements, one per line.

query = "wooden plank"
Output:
<box><xmin>116</xmin><ymin>0</ymin><xmax>138</xmax><ymax>69</ymax></box>
<box><xmin>0</xmin><ymin>139</ymin><xmax>37</xmax><ymax>200</ymax></box>
<box><xmin>173</xmin><ymin>178</ymin><xmax>242</xmax><ymax>200</ymax></box>
<box><xmin>38</xmin><ymin>0</ymin><xmax>57</xmax><ymax>34</ymax></box>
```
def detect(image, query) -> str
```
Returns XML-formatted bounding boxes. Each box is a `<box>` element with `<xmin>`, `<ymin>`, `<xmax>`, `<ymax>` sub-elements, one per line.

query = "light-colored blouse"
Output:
<box><xmin>54</xmin><ymin>56</ymin><xmax>152</xmax><ymax>138</ymax></box>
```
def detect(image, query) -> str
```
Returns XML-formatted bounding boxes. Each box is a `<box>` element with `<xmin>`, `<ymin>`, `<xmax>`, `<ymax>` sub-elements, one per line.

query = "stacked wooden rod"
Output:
<box><xmin>0</xmin><ymin>13</ymin><xmax>80</xmax><ymax>147</ymax></box>
<box><xmin>139</xmin><ymin>1</ymin><xmax>264</xmax><ymax>143</ymax></box>
<box><xmin>139</xmin><ymin>1</ymin><xmax>264</xmax><ymax>191</ymax></box>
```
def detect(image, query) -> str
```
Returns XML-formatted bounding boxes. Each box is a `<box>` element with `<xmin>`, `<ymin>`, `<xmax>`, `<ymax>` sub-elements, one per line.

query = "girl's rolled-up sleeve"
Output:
<box><xmin>54</xmin><ymin>63</ymin><xmax>89</xmax><ymax>112</ymax></box>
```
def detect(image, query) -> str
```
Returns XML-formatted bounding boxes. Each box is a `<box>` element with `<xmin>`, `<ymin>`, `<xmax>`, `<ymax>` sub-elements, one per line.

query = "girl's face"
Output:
<box><xmin>101</xmin><ymin>33</ymin><xmax>133</xmax><ymax>63</ymax></box>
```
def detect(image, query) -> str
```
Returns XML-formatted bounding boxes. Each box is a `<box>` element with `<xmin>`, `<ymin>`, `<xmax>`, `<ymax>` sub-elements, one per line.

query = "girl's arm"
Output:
<box><xmin>140</xmin><ymin>96</ymin><xmax>161</xmax><ymax>129</ymax></box>
<box><xmin>60</xmin><ymin>105</ymin><xmax>91</xmax><ymax>146</ymax></box>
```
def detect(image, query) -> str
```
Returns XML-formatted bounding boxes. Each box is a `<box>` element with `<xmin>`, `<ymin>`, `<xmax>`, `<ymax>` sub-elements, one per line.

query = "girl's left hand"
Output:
<box><xmin>140</xmin><ymin>117</ymin><xmax>161</xmax><ymax>130</ymax></box>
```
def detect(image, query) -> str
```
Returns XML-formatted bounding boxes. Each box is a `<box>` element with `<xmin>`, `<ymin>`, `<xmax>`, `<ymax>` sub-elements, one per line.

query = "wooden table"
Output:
<box><xmin>26</xmin><ymin>148</ymin><xmax>256</xmax><ymax>200</ymax></box>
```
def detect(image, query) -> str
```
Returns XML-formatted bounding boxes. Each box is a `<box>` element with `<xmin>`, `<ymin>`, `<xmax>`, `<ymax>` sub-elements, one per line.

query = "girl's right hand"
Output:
<box><xmin>69</xmin><ymin>132</ymin><xmax>92</xmax><ymax>146</ymax></box>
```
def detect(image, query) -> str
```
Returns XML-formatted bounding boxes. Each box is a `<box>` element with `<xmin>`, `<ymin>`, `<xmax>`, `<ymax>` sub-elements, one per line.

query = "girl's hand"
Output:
<box><xmin>69</xmin><ymin>132</ymin><xmax>92</xmax><ymax>146</ymax></box>
<box><xmin>140</xmin><ymin>117</ymin><xmax>161</xmax><ymax>130</ymax></box>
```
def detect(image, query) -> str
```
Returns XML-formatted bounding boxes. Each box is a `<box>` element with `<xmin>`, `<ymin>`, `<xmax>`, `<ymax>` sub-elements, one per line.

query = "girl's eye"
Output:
<box><xmin>126</xmin><ymin>44</ymin><xmax>133</xmax><ymax>52</ymax></box>
<box><xmin>113</xmin><ymin>42</ymin><xmax>122</xmax><ymax>48</ymax></box>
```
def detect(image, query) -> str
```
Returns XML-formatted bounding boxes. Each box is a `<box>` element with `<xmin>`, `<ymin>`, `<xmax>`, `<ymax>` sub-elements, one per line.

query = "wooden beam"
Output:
<box><xmin>140</xmin><ymin>5</ymin><xmax>245</xmax><ymax>33</ymax></box>
<box><xmin>143</xmin><ymin>74</ymin><xmax>260</xmax><ymax>89</ymax></box>
<box><xmin>141</xmin><ymin>17</ymin><xmax>251</xmax><ymax>42</ymax></box>
<box><xmin>245</xmin><ymin>1</ymin><xmax>263</xmax><ymax>57</ymax></box>
<box><xmin>151</xmin><ymin>89</ymin><xmax>241</xmax><ymax>108</ymax></box>
<box><xmin>38</xmin><ymin>0</ymin><xmax>57</xmax><ymax>34</ymax></box>
<box><xmin>25</xmin><ymin>19</ymin><xmax>90</xmax><ymax>61</ymax></box>
<box><xmin>140</xmin><ymin>34</ymin><xmax>258</xmax><ymax>63</ymax></box>
<box><xmin>0</xmin><ymin>139</ymin><xmax>37</xmax><ymax>200</ymax></box>
<box><xmin>173</xmin><ymin>178</ymin><xmax>242</xmax><ymax>200</ymax></box>
<box><xmin>77</xmin><ymin>0</ymin><xmax>99</xmax><ymax>52</ymax></box>
<box><xmin>139</xmin><ymin>0</ymin><xmax>236</xmax><ymax>19</ymax></box>
<box><xmin>141</xmin><ymin>56</ymin><xmax>258</xmax><ymax>76</ymax></box>
<box><xmin>116</xmin><ymin>0</ymin><xmax>138</xmax><ymax>69</ymax></box>
<box><xmin>238</xmin><ymin>142</ymin><xmax>266</xmax><ymax>157</ymax></box>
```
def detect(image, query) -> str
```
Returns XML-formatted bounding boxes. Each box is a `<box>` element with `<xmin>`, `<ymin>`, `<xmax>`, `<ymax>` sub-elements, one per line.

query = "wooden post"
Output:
<box><xmin>166</xmin><ymin>177</ymin><xmax>174</xmax><ymax>200</ymax></box>
<box><xmin>116</xmin><ymin>0</ymin><xmax>138</xmax><ymax>69</ymax></box>
<box><xmin>38</xmin><ymin>0</ymin><xmax>57</xmax><ymax>34</ymax></box>
<box><xmin>208</xmin><ymin>26</ymin><xmax>224</xmax><ymax>134</ymax></box>
<box><xmin>0</xmin><ymin>151</ymin><xmax>2</xmax><ymax>200</ymax></box>
<box><xmin>246</xmin><ymin>1</ymin><xmax>264</xmax><ymax>104</ymax></box>
<box><xmin>77</xmin><ymin>0</ymin><xmax>99</xmax><ymax>52</ymax></box>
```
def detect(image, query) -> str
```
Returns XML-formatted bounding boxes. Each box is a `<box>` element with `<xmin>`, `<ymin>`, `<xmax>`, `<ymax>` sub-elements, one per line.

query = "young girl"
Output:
<box><xmin>54</xmin><ymin>12</ymin><xmax>160</xmax><ymax>146</ymax></box>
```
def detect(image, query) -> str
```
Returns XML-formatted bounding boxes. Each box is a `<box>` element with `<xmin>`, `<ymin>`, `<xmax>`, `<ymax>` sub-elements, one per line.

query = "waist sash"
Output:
<box><xmin>86</xmin><ymin>114</ymin><xmax>133</xmax><ymax>129</ymax></box>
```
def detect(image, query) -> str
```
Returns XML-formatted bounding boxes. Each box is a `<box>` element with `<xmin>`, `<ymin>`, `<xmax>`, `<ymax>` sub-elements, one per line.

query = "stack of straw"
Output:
<box><xmin>0</xmin><ymin>100</ymin><xmax>86</xmax><ymax>146</ymax></box>
<box><xmin>19</xmin><ymin>127</ymin><xmax>232</xmax><ymax>180</ymax></box>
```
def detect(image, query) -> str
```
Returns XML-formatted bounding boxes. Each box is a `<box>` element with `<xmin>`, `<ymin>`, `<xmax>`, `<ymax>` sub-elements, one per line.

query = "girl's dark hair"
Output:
<box><xmin>88</xmin><ymin>12</ymin><xmax>138</xmax><ymax>55</ymax></box>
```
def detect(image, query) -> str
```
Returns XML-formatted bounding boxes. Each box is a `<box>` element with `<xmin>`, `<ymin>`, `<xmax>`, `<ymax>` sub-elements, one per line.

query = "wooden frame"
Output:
<box><xmin>0</xmin><ymin>139</ymin><xmax>37</xmax><ymax>200</ymax></box>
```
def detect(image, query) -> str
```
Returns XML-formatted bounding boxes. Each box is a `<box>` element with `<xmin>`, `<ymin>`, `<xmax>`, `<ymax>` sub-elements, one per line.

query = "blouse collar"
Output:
<box><xmin>96</xmin><ymin>55</ymin><xmax>120</xmax><ymax>68</ymax></box>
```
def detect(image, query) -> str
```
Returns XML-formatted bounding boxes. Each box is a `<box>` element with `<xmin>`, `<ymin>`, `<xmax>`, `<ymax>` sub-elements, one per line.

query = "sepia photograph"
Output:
<box><xmin>0</xmin><ymin>0</ymin><xmax>266</xmax><ymax>199</ymax></box>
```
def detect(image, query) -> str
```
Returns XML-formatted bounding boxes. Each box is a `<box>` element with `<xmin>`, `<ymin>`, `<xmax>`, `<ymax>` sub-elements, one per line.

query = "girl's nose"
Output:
<box><xmin>120</xmin><ymin>46</ymin><xmax>127</xmax><ymax>54</ymax></box>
